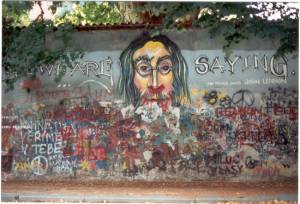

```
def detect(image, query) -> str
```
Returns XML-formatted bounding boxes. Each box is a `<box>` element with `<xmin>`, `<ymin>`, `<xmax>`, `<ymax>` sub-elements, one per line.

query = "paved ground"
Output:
<box><xmin>1</xmin><ymin>179</ymin><xmax>298</xmax><ymax>203</ymax></box>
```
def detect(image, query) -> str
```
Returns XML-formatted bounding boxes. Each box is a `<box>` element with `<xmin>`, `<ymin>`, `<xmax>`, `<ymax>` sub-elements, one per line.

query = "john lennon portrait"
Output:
<box><xmin>117</xmin><ymin>32</ymin><xmax>191</xmax><ymax>111</ymax></box>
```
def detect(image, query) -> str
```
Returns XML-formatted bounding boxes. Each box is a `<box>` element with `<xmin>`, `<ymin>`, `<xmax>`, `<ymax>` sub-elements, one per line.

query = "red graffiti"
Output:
<box><xmin>20</xmin><ymin>77</ymin><xmax>42</xmax><ymax>90</ymax></box>
<box><xmin>61</xmin><ymin>126</ymin><xmax>73</xmax><ymax>140</ymax></box>
<box><xmin>236</xmin><ymin>121</ymin><xmax>275</xmax><ymax>145</ymax></box>
<box><xmin>51</xmin><ymin>105</ymin><xmax>114</xmax><ymax>122</ymax></box>
<box><xmin>82</xmin><ymin>147</ymin><xmax>106</xmax><ymax>161</ymax></box>
<box><xmin>215</xmin><ymin>107</ymin><xmax>236</xmax><ymax>119</ymax></box>
<box><xmin>273</xmin><ymin>106</ymin><xmax>298</xmax><ymax>121</ymax></box>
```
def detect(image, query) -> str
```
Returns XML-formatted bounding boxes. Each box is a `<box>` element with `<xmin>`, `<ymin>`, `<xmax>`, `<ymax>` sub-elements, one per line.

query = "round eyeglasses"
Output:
<box><xmin>136</xmin><ymin>64</ymin><xmax>173</xmax><ymax>77</ymax></box>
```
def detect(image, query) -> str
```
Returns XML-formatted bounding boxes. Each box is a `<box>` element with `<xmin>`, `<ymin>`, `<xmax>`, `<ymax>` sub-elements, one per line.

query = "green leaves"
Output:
<box><xmin>3</xmin><ymin>19</ymin><xmax>83</xmax><ymax>92</ymax></box>
<box><xmin>54</xmin><ymin>2</ymin><xmax>122</xmax><ymax>26</ymax></box>
<box><xmin>145</xmin><ymin>2</ymin><xmax>298</xmax><ymax>58</ymax></box>
<box><xmin>2</xmin><ymin>1</ymin><xmax>86</xmax><ymax>92</ymax></box>
<box><xmin>2</xmin><ymin>1</ymin><xmax>32</xmax><ymax>27</ymax></box>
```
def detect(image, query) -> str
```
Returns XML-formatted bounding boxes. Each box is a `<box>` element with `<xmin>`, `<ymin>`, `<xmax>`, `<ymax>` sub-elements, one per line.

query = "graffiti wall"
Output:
<box><xmin>2</xmin><ymin>30</ymin><xmax>298</xmax><ymax>181</ymax></box>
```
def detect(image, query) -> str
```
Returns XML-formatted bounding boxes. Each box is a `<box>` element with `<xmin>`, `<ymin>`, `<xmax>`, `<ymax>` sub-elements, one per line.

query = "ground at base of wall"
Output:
<box><xmin>2</xmin><ymin>179</ymin><xmax>297</xmax><ymax>203</ymax></box>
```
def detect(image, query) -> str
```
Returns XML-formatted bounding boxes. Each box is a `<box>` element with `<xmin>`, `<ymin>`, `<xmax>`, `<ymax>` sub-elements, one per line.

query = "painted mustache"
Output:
<box><xmin>139</xmin><ymin>85</ymin><xmax>174</xmax><ymax>109</ymax></box>
<box><xmin>141</xmin><ymin>85</ymin><xmax>170</xmax><ymax>100</ymax></box>
<box><xmin>148</xmin><ymin>85</ymin><xmax>165</xmax><ymax>95</ymax></box>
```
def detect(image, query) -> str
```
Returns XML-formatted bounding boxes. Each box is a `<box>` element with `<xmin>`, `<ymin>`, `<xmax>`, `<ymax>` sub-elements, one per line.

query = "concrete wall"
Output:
<box><xmin>2</xmin><ymin>29</ymin><xmax>298</xmax><ymax>181</ymax></box>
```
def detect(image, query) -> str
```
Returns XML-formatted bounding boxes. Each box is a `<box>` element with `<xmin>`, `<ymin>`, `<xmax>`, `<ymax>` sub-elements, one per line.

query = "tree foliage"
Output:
<box><xmin>128</xmin><ymin>2</ymin><xmax>298</xmax><ymax>57</ymax></box>
<box><xmin>54</xmin><ymin>2</ymin><xmax>122</xmax><ymax>25</ymax></box>
<box><xmin>2</xmin><ymin>1</ymin><xmax>83</xmax><ymax>92</ymax></box>
<box><xmin>2</xmin><ymin>1</ymin><xmax>33</xmax><ymax>27</ymax></box>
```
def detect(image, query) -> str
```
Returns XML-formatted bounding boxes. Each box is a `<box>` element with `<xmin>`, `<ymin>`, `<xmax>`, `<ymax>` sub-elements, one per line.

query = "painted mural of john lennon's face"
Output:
<box><xmin>117</xmin><ymin>33</ymin><xmax>191</xmax><ymax>109</ymax></box>
<box><xmin>133</xmin><ymin>41</ymin><xmax>174</xmax><ymax>108</ymax></box>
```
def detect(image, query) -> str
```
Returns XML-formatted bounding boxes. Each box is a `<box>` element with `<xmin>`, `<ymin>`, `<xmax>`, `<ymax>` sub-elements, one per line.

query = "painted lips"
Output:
<box><xmin>140</xmin><ymin>84</ymin><xmax>173</xmax><ymax>110</ymax></box>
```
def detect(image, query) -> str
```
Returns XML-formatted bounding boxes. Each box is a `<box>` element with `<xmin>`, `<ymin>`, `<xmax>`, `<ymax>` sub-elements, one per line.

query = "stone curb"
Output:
<box><xmin>2</xmin><ymin>193</ymin><xmax>298</xmax><ymax>203</ymax></box>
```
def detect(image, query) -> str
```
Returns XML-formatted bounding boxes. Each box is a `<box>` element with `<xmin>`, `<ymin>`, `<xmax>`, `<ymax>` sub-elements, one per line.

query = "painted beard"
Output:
<box><xmin>139</xmin><ymin>85</ymin><xmax>173</xmax><ymax>111</ymax></box>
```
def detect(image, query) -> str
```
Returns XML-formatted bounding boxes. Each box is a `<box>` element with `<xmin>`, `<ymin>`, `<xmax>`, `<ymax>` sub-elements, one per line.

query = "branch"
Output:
<box><xmin>35</xmin><ymin>1</ymin><xmax>44</xmax><ymax>21</ymax></box>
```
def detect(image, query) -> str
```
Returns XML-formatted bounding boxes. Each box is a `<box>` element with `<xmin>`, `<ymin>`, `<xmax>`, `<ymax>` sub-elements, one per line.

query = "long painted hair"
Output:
<box><xmin>117</xmin><ymin>32</ymin><xmax>191</xmax><ymax>108</ymax></box>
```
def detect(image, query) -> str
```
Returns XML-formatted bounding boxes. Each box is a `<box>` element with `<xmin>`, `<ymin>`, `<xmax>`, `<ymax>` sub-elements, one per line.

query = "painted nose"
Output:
<box><xmin>150</xmin><ymin>69</ymin><xmax>158</xmax><ymax>88</ymax></box>
<box><xmin>148</xmin><ymin>69</ymin><xmax>164</xmax><ymax>95</ymax></box>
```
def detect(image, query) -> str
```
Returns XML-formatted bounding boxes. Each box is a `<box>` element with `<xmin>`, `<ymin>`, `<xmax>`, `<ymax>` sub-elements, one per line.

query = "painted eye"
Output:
<box><xmin>158</xmin><ymin>65</ymin><xmax>172</xmax><ymax>75</ymax></box>
<box><xmin>157</xmin><ymin>58</ymin><xmax>172</xmax><ymax>75</ymax></box>
<box><xmin>137</xmin><ymin>64</ymin><xmax>152</xmax><ymax>76</ymax></box>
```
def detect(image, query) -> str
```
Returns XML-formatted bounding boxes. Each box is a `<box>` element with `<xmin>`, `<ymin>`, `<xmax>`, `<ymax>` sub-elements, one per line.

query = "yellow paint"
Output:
<box><xmin>190</xmin><ymin>88</ymin><xmax>206</xmax><ymax>96</ymax></box>
<box><xmin>178</xmin><ymin>96</ymin><xmax>191</xmax><ymax>106</ymax></box>
<box><xmin>122</xmin><ymin>161</ymin><xmax>128</xmax><ymax>170</ymax></box>
<box><xmin>79</xmin><ymin>160</ymin><xmax>90</xmax><ymax>171</ymax></box>
<box><xmin>15</xmin><ymin>161</ymin><xmax>31</xmax><ymax>172</ymax></box>
<box><xmin>135</xmin><ymin>41</ymin><xmax>166</xmax><ymax>55</ymax></box>
<box><xmin>191</xmin><ymin>88</ymin><xmax>229</xmax><ymax>99</ymax></box>
<box><xmin>218</xmin><ymin>92</ymin><xmax>228</xmax><ymax>99</ymax></box>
